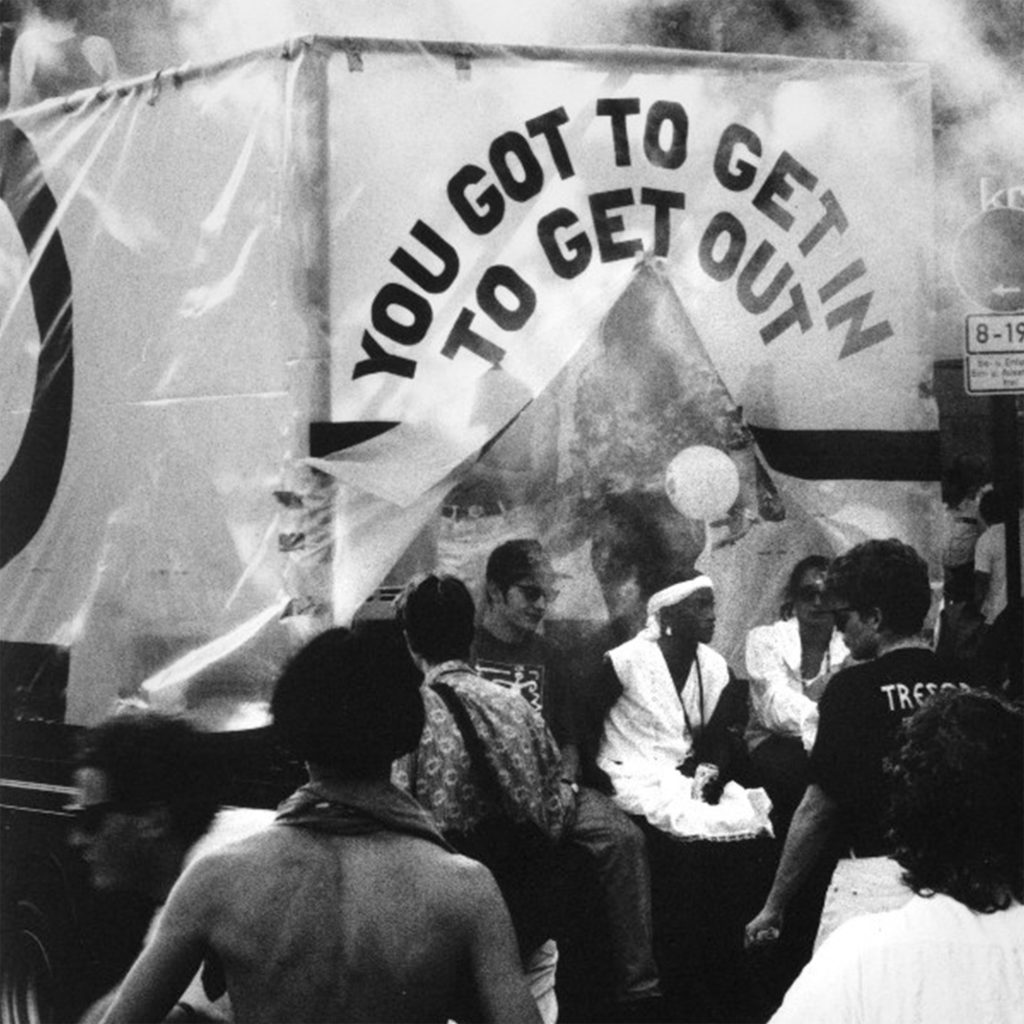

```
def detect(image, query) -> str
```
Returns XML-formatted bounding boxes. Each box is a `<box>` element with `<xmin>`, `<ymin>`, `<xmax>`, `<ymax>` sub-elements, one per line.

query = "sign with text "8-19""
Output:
<box><xmin>964</xmin><ymin>313</ymin><xmax>1024</xmax><ymax>395</ymax></box>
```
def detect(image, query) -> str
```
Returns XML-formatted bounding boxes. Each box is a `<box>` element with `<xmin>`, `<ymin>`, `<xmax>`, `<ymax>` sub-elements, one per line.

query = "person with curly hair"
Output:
<box><xmin>767</xmin><ymin>688</ymin><xmax>1023</xmax><ymax>1023</ymax></box>
<box><xmin>745</xmin><ymin>539</ymin><xmax>967</xmax><ymax>958</ymax></box>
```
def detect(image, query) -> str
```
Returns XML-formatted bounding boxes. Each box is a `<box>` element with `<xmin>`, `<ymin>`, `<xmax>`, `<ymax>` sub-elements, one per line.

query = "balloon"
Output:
<box><xmin>665</xmin><ymin>445</ymin><xmax>740</xmax><ymax>521</ymax></box>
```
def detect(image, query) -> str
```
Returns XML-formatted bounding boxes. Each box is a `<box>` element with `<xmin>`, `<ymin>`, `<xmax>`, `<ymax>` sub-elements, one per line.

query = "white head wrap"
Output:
<box><xmin>641</xmin><ymin>575</ymin><xmax>714</xmax><ymax>639</ymax></box>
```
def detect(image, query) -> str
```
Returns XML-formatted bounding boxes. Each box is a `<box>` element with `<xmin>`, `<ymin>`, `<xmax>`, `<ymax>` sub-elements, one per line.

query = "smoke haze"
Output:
<box><xmin>13</xmin><ymin>0</ymin><xmax>1024</xmax><ymax>357</ymax></box>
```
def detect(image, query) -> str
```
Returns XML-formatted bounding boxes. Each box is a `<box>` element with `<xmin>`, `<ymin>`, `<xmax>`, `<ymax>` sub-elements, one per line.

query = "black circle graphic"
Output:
<box><xmin>0</xmin><ymin>122</ymin><xmax>75</xmax><ymax>568</ymax></box>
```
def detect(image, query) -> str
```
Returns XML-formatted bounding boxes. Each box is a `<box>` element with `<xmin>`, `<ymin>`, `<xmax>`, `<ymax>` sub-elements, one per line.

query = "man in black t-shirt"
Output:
<box><xmin>745</xmin><ymin>539</ymin><xmax>967</xmax><ymax>955</ymax></box>
<box><xmin>473</xmin><ymin>539</ymin><xmax>662</xmax><ymax>1019</ymax></box>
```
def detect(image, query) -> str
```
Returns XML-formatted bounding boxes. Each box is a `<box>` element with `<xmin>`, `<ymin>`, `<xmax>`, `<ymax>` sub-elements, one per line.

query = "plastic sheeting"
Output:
<box><xmin>321</xmin><ymin>40</ymin><xmax>942</xmax><ymax>662</ymax></box>
<box><xmin>1</xmin><ymin>38</ymin><xmax>943</xmax><ymax>730</ymax></box>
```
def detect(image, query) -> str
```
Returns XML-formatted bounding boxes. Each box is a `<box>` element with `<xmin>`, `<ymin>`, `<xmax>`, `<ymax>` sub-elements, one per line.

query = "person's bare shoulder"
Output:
<box><xmin>173</xmin><ymin>825</ymin><xmax>291</xmax><ymax>901</ymax></box>
<box><xmin>413</xmin><ymin>844</ymin><xmax>505</xmax><ymax>906</ymax></box>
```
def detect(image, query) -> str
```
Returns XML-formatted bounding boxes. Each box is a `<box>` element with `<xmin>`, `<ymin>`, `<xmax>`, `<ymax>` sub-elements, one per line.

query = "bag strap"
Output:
<box><xmin>431</xmin><ymin>681</ymin><xmax>504</xmax><ymax>808</ymax></box>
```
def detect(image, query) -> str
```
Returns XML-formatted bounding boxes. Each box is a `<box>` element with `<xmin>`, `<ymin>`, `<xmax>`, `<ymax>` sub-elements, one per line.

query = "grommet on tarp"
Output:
<box><xmin>344</xmin><ymin>44</ymin><xmax>363</xmax><ymax>73</ymax></box>
<box><xmin>147</xmin><ymin>69</ymin><xmax>163</xmax><ymax>106</ymax></box>
<box><xmin>281</xmin><ymin>36</ymin><xmax>310</xmax><ymax>62</ymax></box>
<box><xmin>454</xmin><ymin>51</ymin><xmax>472</xmax><ymax>81</ymax></box>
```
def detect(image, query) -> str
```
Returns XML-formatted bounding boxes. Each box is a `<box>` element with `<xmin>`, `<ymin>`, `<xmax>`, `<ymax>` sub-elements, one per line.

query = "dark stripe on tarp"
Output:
<box><xmin>750</xmin><ymin>427</ymin><xmax>941</xmax><ymax>481</ymax></box>
<box><xmin>310</xmin><ymin>421</ymin><xmax>941</xmax><ymax>481</ymax></box>
<box><xmin>309</xmin><ymin>421</ymin><xmax>399</xmax><ymax>457</ymax></box>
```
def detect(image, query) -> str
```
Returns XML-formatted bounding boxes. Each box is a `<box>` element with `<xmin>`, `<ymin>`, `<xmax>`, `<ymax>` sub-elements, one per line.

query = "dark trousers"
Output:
<box><xmin>748</xmin><ymin>735</ymin><xmax>809</xmax><ymax>840</ymax></box>
<box><xmin>643</xmin><ymin>823</ymin><xmax>777</xmax><ymax>1023</ymax></box>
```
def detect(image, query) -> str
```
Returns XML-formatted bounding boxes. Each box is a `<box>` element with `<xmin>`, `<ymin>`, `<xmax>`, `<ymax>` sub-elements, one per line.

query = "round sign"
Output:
<box><xmin>951</xmin><ymin>206</ymin><xmax>1024</xmax><ymax>312</ymax></box>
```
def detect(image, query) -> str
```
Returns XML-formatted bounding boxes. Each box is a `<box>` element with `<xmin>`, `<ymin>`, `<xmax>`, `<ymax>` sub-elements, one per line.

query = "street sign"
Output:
<box><xmin>952</xmin><ymin>206</ymin><xmax>1024</xmax><ymax>312</ymax></box>
<box><xmin>964</xmin><ymin>312</ymin><xmax>1024</xmax><ymax>394</ymax></box>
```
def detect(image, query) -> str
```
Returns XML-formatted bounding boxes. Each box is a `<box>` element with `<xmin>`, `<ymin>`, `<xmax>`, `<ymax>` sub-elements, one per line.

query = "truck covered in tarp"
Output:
<box><xmin>0</xmin><ymin>35</ymin><xmax>939</xmax><ymax>1018</ymax></box>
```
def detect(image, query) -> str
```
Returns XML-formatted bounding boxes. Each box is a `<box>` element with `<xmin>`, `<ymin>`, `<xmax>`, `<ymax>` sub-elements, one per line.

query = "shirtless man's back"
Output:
<box><xmin>99</xmin><ymin>629</ymin><xmax>539</xmax><ymax>1024</ymax></box>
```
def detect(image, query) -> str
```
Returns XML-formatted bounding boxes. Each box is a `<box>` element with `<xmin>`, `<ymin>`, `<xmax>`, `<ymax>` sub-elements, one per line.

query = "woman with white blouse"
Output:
<box><xmin>744</xmin><ymin>555</ymin><xmax>848</xmax><ymax>836</ymax></box>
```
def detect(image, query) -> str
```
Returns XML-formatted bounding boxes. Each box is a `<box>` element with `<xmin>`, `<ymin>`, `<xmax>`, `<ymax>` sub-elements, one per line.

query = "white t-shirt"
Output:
<box><xmin>770</xmin><ymin>893</ymin><xmax>1024</xmax><ymax>1024</ymax></box>
<box><xmin>974</xmin><ymin>512</ymin><xmax>1023</xmax><ymax>624</ymax></box>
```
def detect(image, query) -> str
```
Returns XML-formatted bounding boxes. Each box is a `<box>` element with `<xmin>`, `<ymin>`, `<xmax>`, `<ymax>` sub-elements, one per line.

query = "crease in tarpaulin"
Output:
<box><xmin>454</xmin><ymin>51</ymin><xmax>472</xmax><ymax>82</ymax></box>
<box><xmin>0</xmin><ymin>96</ymin><xmax>130</xmax><ymax>344</ymax></box>
<box><xmin>179</xmin><ymin>223</ymin><xmax>263</xmax><ymax>316</ymax></box>
<box><xmin>195</xmin><ymin>106</ymin><xmax>265</xmax><ymax>250</ymax></box>
<box><xmin>138</xmin><ymin>598</ymin><xmax>290</xmax><ymax>712</ymax></box>
<box><xmin>122</xmin><ymin>391</ymin><xmax>289</xmax><ymax>408</ymax></box>
<box><xmin>344</xmin><ymin>42</ymin><xmax>364</xmax><ymax>73</ymax></box>
<box><xmin>147</xmin><ymin>69</ymin><xmax>164</xmax><ymax>106</ymax></box>
<box><xmin>280</xmin><ymin>36</ymin><xmax>316</xmax><ymax>63</ymax></box>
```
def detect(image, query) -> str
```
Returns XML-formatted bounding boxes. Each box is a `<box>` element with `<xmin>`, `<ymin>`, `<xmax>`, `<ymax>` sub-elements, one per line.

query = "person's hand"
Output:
<box><xmin>744</xmin><ymin>906</ymin><xmax>783</xmax><ymax>950</ymax></box>
<box><xmin>702</xmin><ymin>766</ymin><xmax>726</xmax><ymax>805</ymax></box>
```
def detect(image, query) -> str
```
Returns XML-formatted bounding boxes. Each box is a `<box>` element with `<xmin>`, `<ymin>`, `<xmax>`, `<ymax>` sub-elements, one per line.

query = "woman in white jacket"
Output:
<box><xmin>744</xmin><ymin>555</ymin><xmax>848</xmax><ymax>837</ymax></box>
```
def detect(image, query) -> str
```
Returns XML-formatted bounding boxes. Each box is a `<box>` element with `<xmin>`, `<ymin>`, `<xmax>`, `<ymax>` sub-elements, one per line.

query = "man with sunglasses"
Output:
<box><xmin>745</xmin><ymin>538</ymin><xmax>968</xmax><ymax>962</ymax></box>
<box><xmin>473</xmin><ymin>538</ymin><xmax>664</xmax><ymax>1022</ymax></box>
<box><xmin>70</xmin><ymin>710</ymin><xmax>231</xmax><ymax>1022</ymax></box>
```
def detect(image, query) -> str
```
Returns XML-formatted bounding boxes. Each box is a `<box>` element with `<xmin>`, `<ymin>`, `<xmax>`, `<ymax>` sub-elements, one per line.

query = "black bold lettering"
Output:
<box><xmin>799</xmin><ymin>190</ymin><xmax>848</xmax><ymax>256</ymax></box>
<box><xmin>753</xmin><ymin>151</ymin><xmax>818</xmax><ymax>232</ymax></box>
<box><xmin>737</xmin><ymin>241</ymin><xmax>794</xmax><ymax>314</ymax></box>
<box><xmin>818</xmin><ymin>259</ymin><xmax>866</xmax><ymax>304</ymax></box>
<box><xmin>713</xmin><ymin>123</ymin><xmax>761</xmax><ymax>192</ymax></box>
<box><xmin>441</xmin><ymin>308</ymin><xmax>507</xmax><ymax>365</ymax></box>
<box><xmin>827</xmin><ymin>292</ymin><xmax>894</xmax><ymax>358</ymax></box>
<box><xmin>640</xmin><ymin>188</ymin><xmax>686</xmax><ymax>257</ymax></box>
<box><xmin>448</xmin><ymin>164</ymin><xmax>504</xmax><ymax>235</ymax></box>
<box><xmin>760</xmin><ymin>286</ymin><xmax>812</xmax><ymax>344</ymax></box>
<box><xmin>477</xmin><ymin>265</ymin><xmax>536</xmax><ymax>331</ymax></box>
<box><xmin>537</xmin><ymin>208</ymin><xmax>592</xmax><ymax>279</ymax></box>
<box><xmin>489</xmin><ymin>131</ymin><xmax>544</xmax><ymax>202</ymax></box>
<box><xmin>643</xmin><ymin>100</ymin><xmax>688</xmax><ymax>169</ymax></box>
<box><xmin>698</xmin><ymin>211</ymin><xmax>745</xmax><ymax>281</ymax></box>
<box><xmin>596</xmin><ymin>97</ymin><xmax>641</xmax><ymax>167</ymax></box>
<box><xmin>526</xmin><ymin>107</ymin><xmax>575</xmax><ymax>180</ymax></box>
<box><xmin>391</xmin><ymin>220</ymin><xmax>459</xmax><ymax>294</ymax></box>
<box><xmin>590</xmin><ymin>188</ymin><xmax>642</xmax><ymax>263</ymax></box>
<box><xmin>371</xmin><ymin>282</ymin><xmax>432</xmax><ymax>345</ymax></box>
<box><xmin>352</xmin><ymin>331</ymin><xmax>417</xmax><ymax>380</ymax></box>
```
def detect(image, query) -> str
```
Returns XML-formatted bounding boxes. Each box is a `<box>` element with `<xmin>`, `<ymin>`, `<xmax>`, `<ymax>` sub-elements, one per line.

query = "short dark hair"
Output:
<box><xmin>485</xmin><ymin>538</ymin><xmax>557</xmax><ymax>594</ymax></box>
<box><xmin>978</xmin><ymin>487</ymin><xmax>1007</xmax><ymax>526</ymax></box>
<box><xmin>780</xmin><ymin>554</ymin><xmax>830</xmax><ymax>619</ymax></box>
<box><xmin>75</xmin><ymin>711</ymin><xmax>222</xmax><ymax>847</ymax></box>
<box><xmin>886</xmin><ymin>689</ymin><xmax>1023</xmax><ymax>912</ymax></box>
<box><xmin>394</xmin><ymin>573</ymin><xmax>475</xmax><ymax>664</ymax></box>
<box><xmin>826</xmin><ymin>538</ymin><xmax>931</xmax><ymax>637</ymax></box>
<box><xmin>271</xmin><ymin>627</ymin><xmax>424</xmax><ymax>775</ymax></box>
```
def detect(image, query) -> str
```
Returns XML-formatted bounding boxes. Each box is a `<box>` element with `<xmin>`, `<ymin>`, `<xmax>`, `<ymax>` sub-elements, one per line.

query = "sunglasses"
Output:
<box><xmin>65</xmin><ymin>802</ymin><xmax>119</xmax><ymax>834</ymax></box>
<box><xmin>512</xmin><ymin>583</ymin><xmax>558</xmax><ymax>604</ymax></box>
<box><xmin>830</xmin><ymin>607</ymin><xmax>856</xmax><ymax>629</ymax></box>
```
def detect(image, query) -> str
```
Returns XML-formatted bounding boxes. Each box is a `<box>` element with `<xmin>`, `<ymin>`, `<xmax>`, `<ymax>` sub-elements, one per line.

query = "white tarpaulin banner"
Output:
<box><xmin>1</xmin><ymin>50</ymin><xmax>315</xmax><ymax>726</ymax></box>
<box><xmin>321</xmin><ymin>41</ymin><xmax>940</xmax><ymax>663</ymax></box>
<box><xmin>1</xmin><ymin>39</ymin><xmax>941</xmax><ymax>728</ymax></box>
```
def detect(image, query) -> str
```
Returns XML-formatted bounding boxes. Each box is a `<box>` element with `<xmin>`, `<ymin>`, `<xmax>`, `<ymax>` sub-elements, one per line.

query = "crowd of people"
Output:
<box><xmin>67</xmin><ymin>532</ymin><xmax>1021</xmax><ymax>1024</ymax></box>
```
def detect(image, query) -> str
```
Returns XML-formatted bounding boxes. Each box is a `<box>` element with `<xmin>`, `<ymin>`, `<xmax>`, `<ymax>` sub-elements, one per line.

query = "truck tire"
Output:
<box><xmin>0</xmin><ymin>898</ymin><xmax>71</xmax><ymax>1024</ymax></box>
